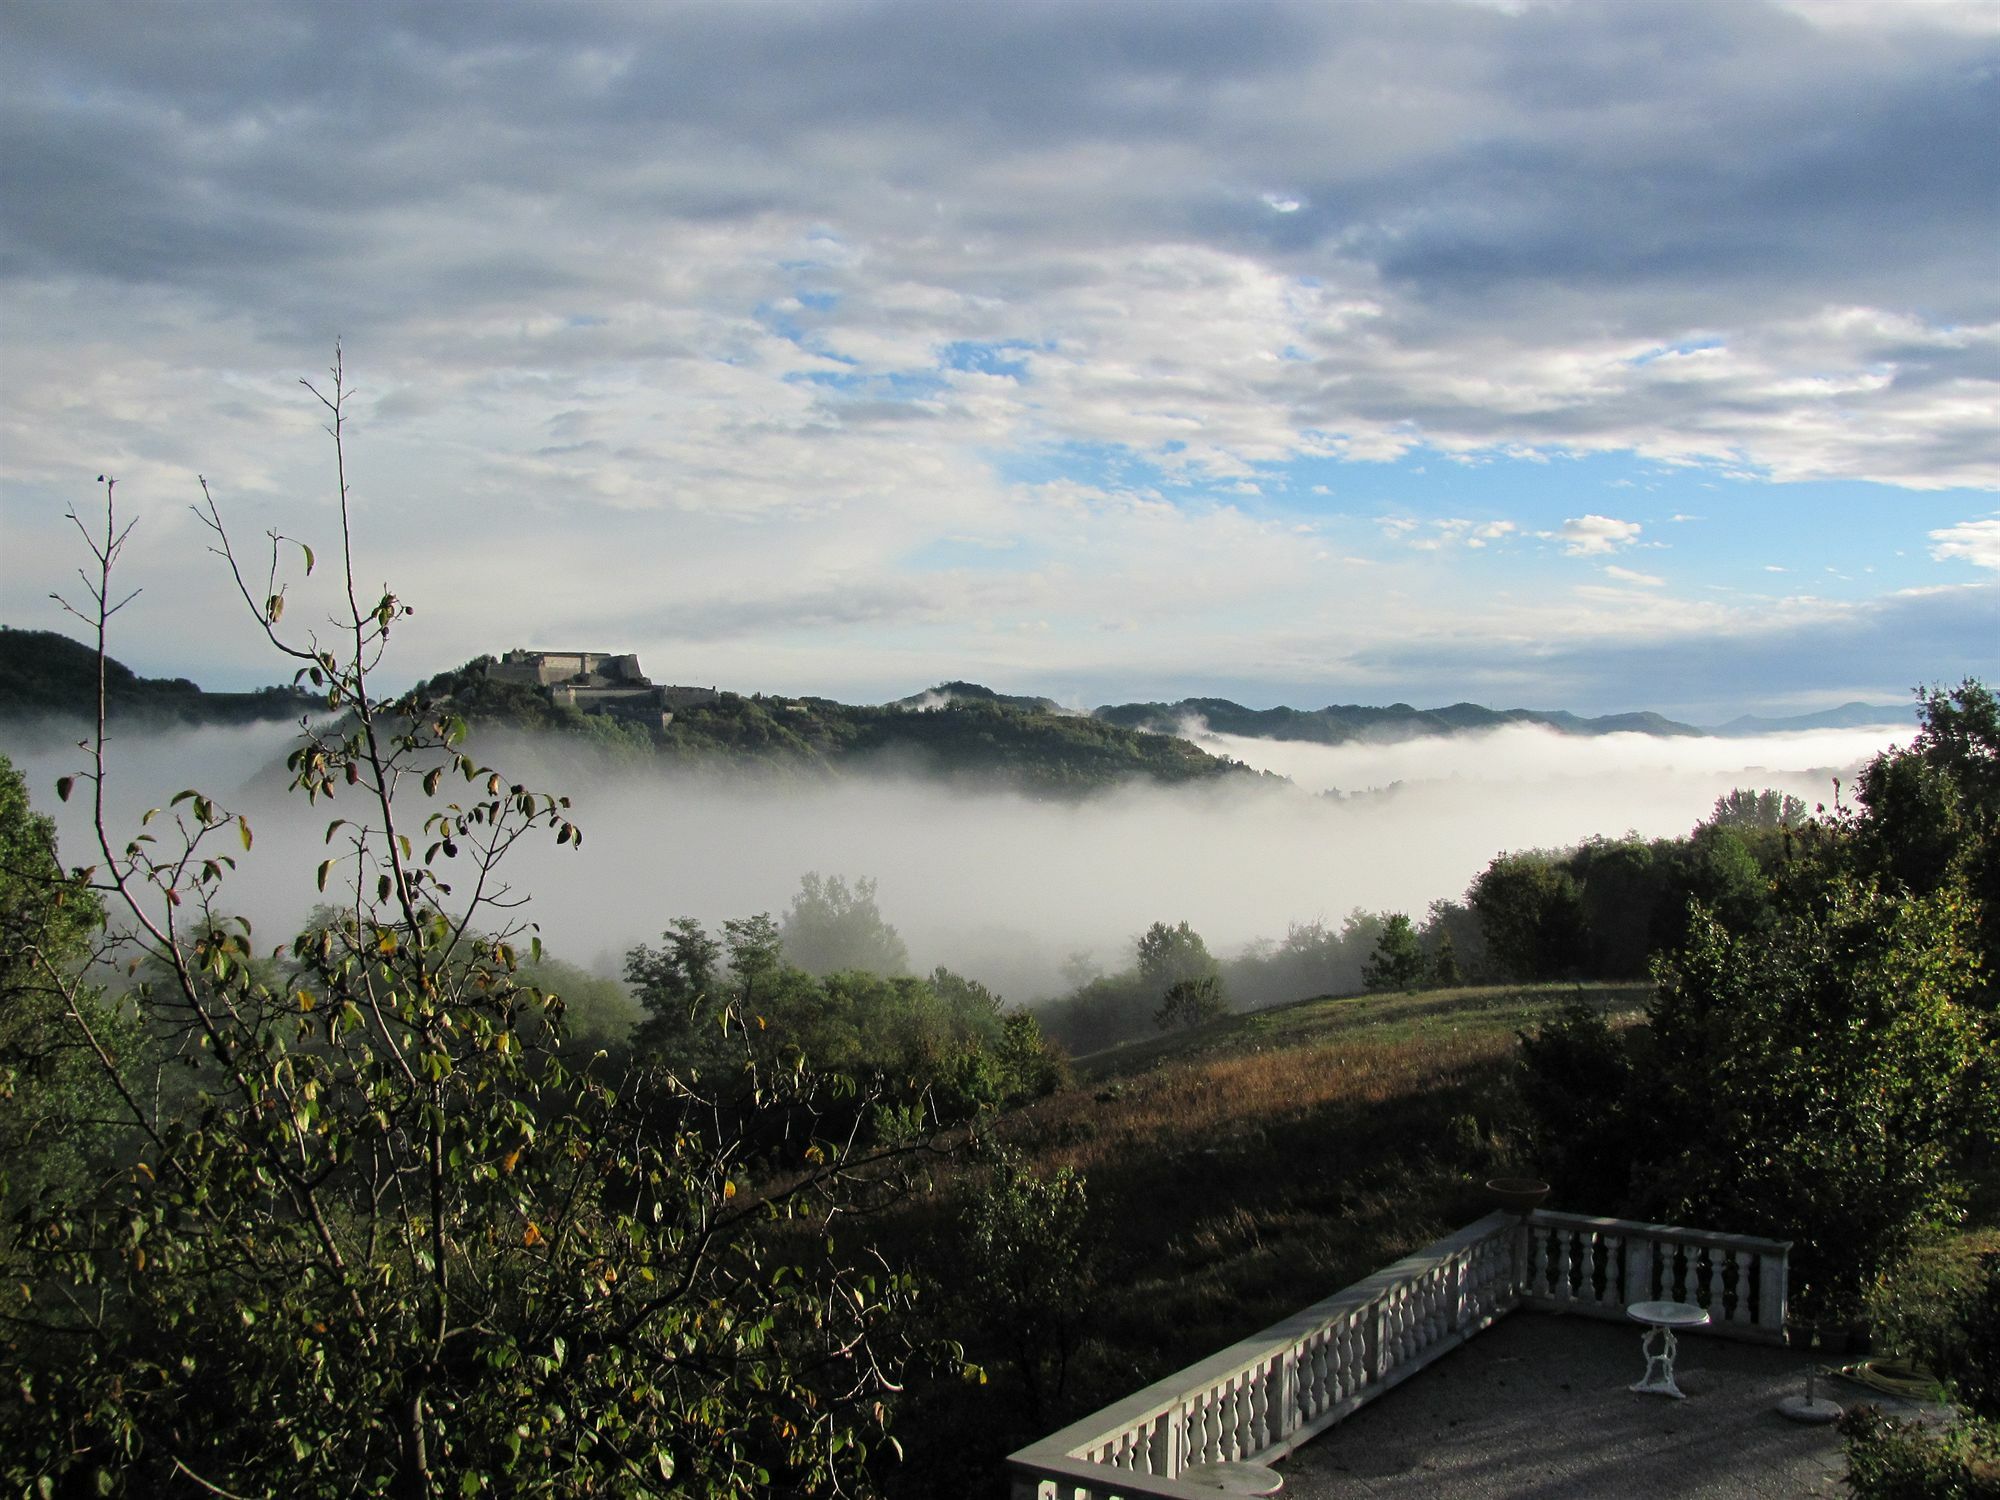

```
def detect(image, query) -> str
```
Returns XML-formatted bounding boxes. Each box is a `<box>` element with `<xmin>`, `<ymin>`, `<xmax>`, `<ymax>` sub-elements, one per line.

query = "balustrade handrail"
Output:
<box><xmin>1528</xmin><ymin>1208</ymin><xmax>1793</xmax><ymax>1257</ymax></box>
<box><xmin>1021</xmin><ymin>1210</ymin><xmax>1512</xmax><ymax>1466</ymax></box>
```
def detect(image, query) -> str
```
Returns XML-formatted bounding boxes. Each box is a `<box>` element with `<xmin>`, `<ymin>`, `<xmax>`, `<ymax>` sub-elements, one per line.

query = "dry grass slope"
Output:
<box><xmin>884</xmin><ymin>981</ymin><xmax>1651</xmax><ymax>1497</ymax></box>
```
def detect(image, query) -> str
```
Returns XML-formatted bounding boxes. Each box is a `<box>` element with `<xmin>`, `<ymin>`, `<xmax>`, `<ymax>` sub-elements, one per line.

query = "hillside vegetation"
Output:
<box><xmin>879</xmin><ymin>981</ymin><xmax>1652</xmax><ymax>1496</ymax></box>
<box><xmin>0</xmin><ymin>626</ymin><xmax>314</xmax><ymax>726</ymax></box>
<box><xmin>416</xmin><ymin>655</ymin><xmax>1256</xmax><ymax>795</ymax></box>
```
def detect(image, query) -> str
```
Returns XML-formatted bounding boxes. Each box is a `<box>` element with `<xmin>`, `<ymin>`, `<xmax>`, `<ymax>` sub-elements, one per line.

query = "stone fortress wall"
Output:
<box><xmin>489</xmin><ymin>649</ymin><xmax>718</xmax><ymax>724</ymax></box>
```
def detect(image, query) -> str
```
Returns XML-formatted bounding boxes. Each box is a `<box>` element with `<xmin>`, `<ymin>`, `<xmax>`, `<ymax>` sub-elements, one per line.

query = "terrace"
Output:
<box><xmin>1006</xmin><ymin>1208</ymin><xmax>1928</xmax><ymax>1498</ymax></box>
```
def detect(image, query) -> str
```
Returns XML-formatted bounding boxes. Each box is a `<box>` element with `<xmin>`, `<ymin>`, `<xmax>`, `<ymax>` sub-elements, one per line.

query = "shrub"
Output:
<box><xmin>1840</xmin><ymin>1406</ymin><xmax>2000</xmax><ymax>1499</ymax></box>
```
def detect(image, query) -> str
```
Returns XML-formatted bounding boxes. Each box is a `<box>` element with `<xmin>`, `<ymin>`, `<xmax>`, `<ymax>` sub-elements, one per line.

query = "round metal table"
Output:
<box><xmin>1626</xmin><ymin>1300</ymin><xmax>1710</xmax><ymax>1398</ymax></box>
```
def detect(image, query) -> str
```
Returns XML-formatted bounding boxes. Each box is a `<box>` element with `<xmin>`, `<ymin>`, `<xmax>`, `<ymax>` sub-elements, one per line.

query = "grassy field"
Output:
<box><xmin>880</xmin><ymin>981</ymin><xmax>1652</xmax><ymax>1497</ymax></box>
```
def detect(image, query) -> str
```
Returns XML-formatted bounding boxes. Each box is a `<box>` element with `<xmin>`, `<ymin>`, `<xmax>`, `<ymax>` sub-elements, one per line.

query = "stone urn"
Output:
<box><xmin>1485</xmin><ymin>1177</ymin><xmax>1551</xmax><ymax>1214</ymax></box>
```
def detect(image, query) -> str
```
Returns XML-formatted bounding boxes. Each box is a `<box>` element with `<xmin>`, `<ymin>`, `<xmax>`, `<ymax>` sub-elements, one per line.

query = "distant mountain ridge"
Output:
<box><xmin>1705</xmin><ymin>701</ymin><xmax>1919</xmax><ymax>735</ymax></box>
<box><xmin>0</xmin><ymin>625</ymin><xmax>1919</xmax><ymax>779</ymax></box>
<box><xmin>1093</xmin><ymin>696</ymin><xmax>1706</xmax><ymax>743</ymax></box>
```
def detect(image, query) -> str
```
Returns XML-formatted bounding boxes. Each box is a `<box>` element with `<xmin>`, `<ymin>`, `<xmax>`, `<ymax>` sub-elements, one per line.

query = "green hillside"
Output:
<box><xmin>416</xmin><ymin>657</ymin><xmax>1259</xmax><ymax>796</ymax></box>
<box><xmin>0</xmin><ymin>626</ymin><xmax>315</xmax><ymax>726</ymax></box>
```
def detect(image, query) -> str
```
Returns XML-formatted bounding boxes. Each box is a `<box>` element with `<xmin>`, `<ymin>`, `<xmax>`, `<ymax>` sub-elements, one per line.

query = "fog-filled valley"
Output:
<box><xmin>6</xmin><ymin>714</ymin><xmax>1913</xmax><ymax>1007</ymax></box>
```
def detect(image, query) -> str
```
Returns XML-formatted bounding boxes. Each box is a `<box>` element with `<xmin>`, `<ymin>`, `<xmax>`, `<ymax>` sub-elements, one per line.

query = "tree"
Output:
<box><xmin>1469</xmin><ymin>853</ymin><xmax>1585</xmax><ymax>981</ymax></box>
<box><xmin>779</xmin><ymin>872</ymin><xmax>910</xmax><ymax>977</ymax></box>
<box><xmin>1361</xmin><ymin>912</ymin><xmax>1426</xmax><ymax>991</ymax></box>
<box><xmin>0</xmin><ymin>751</ymin><xmax>126</xmax><ymax>1211</ymax></box>
<box><xmin>1856</xmin><ymin>680</ymin><xmax>2000</xmax><ymax>1009</ymax></box>
<box><xmin>1428</xmin><ymin>928</ymin><xmax>1463</xmax><ymax>988</ymax></box>
<box><xmin>624</xmin><ymin>914</ymin><xmax>726</xmax><ymax>1064</ymax></box>
<box><xmin>953</xmin><ymin>1151</ymin><xmax>1097</xmax><ymax>1426</ymax></box>
<box><xmin>2</xmin><ymin>363</ymin><xmax>927</xmax><ymax>1498</ymax></box>
<box><xmin>1137</xmin><ymin>920</ymin><xmax>1225</xmax><ymax>1029</ymax></box>
<box><xmin>1153</xmin><ymin>974</ymin><xmax>1226</xmax><ymax>1030</ymax></box>
<box><xmin>1641</xmin><ymin>877</ymin><xmax>1988</xmax><ymax>1317</ymax></box>
<box><xmin>1422</xmin><ymin>898</ymin><xmax>1488</xmax><ymax>985</ymax></box>
<box><xmin>1708</xmin><ymin>788</ymin><xmax>1808</xmax><ymax>830</ymax></box>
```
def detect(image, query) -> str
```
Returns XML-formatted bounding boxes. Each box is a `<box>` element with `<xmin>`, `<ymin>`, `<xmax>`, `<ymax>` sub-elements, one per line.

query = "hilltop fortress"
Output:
<box><xmin>488</xmin><ymin>649</ymin><xmax>717</xmax><ymax>725</ymax></box>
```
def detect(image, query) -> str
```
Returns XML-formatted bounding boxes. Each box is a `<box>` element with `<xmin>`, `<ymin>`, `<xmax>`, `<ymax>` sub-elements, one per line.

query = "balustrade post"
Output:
<box><xmin>1757</xmin><ymin>1249</ymin><xmax>1789</xmax><ymax>1337</ymax></box>
<box><xmin>1514</xmin><ymin>1215</ymin><xmax>1536</xmax><ymax>1299</ymax></box>
<box><xmin>1624</xmin><ymin>1233</ymin><xmax>1654</xmax><ymax>1306</ymax></box>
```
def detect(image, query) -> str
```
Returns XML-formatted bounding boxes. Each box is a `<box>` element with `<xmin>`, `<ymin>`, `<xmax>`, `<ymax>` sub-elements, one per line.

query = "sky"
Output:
<box><xmin>1</xmin><ymin>0</ymin><xmax>1996</xmax><ymax>721</ymax></box>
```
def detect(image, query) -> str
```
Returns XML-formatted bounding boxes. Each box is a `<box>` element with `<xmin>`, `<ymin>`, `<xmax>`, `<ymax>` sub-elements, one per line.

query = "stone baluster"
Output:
<box><xmin>1342</xmin><ymin>1312</ymin><xmax>1358</xmax><ymax>1394</ymax></box>
<box><xmin>1298</xmin><ymin>1331</ymin><xmax>1323</xmax><ymax>1417</ymax></box>
<box><xmin>1249</xmin><ymin>1365</ymin><xmax>1266</xmax><ymax>1448</ymax></box>
<box><xmin>1550</xmin><ymin>1226</ymin><xmax>1575</xmax><ymax>1305</ymax></box>
<box><xmin>1653</xmin><ymin>1237</ymin><xmax>1678</xmax><ymax>1301</ymax></box>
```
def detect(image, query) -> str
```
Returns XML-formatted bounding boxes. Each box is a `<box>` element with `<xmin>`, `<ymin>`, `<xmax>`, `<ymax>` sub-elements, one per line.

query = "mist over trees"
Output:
<box><xmin>779</xmin><ymin>872</ymin><xmax>911</xmax><ymax>978</ymax></box>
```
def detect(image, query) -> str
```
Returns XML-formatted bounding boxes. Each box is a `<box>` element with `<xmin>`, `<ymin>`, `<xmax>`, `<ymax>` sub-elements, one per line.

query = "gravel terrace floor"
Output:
<box><xmin>1271</xmin><ymin>1312</ymin><xmax>1941</xmax><ymax>1499</ymax></box>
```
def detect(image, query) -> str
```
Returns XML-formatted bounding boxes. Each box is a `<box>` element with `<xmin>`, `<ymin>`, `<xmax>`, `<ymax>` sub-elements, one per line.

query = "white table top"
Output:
<box><xmin>1627</xmin><ymin>1299</ymin><xmax>1712</xmax><ymax>1328</ymax></box>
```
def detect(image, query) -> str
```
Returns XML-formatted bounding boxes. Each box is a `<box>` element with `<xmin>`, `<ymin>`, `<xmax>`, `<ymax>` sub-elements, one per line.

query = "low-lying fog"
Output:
<box><xmin>8</xmin><ymin>719</ymin><xmax>1911</xmax><ymax>1005</ymax></box>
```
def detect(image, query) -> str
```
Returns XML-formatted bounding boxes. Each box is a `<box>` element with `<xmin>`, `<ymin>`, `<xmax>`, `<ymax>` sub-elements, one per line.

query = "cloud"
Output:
<box><xmin>1403</xmin><ymin>517</ymin><xmax>1518</xmax><ymax>551</ymax></box>
<box><xmin>1930</xmin><ymin>516</ymin><xmax>2000</xmax><ymax>570</ymax></box>
<box><xmin>1555</xmin><ymin>515</ymin><xmax>1643</xmax><ymax>555</ymax></box>
<box><xmin>1604</xmin><ymin>564</ymin><xmax>1666</xmax><ymax>586</ymax></box>
<box><xmin>0</xmin><ymin>0</ymin><xmax>1995</xmax><ymax>717</ymax></box>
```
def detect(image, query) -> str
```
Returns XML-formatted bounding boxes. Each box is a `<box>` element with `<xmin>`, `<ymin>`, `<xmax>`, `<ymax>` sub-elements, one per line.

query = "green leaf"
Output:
<box><xmin>238</xmin><ymin>815</ymin><xmax>254</xmax><ymax>851</ymax></box>
<box><xmin>300</xmin><ymin>541</ymin><xmax>315</xmax><ymax>574</ymax></box>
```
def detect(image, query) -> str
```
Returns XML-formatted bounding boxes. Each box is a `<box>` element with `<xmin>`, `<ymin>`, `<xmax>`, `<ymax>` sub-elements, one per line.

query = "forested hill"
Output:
<box><xmin>414</xmin><ymin>658</ymin><xmax>1254</xmax><ymax>796</ymax></box>
<box><xmin>0</xmin><ymin>627</ymin><xmax>315</xmax><ymax>726</ymax></box>
<box><xmin>1095</xmin><ymin>696</ymin><xmax>1703</xmax><ymax>742</ymax></box>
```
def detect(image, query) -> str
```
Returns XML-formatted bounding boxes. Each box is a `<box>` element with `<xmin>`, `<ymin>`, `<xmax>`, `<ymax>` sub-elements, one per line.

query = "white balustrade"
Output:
<box><xmin>1518</xmin><ymin>1211</ymin><xmax>1790</xmax><ymax>1342</ymax></box>
<box><xmin>1008</xmin><ymin>1206</ymin><xmax>1790</xmax><ymax>1499</ymax></box>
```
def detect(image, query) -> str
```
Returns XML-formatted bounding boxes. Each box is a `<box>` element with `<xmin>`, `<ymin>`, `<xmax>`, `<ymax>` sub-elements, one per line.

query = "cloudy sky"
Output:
<box><xmin>2</xmin><ymin>0</ymin><xmax>1995</xmax><ymax>720</ymax></box>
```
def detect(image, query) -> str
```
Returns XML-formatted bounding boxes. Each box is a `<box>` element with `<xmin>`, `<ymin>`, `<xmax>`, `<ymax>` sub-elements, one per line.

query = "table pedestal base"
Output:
<box><xmin>1631</xmin><ymin>1324</ymin><xmax>1687</xmax><ymax>1399</ymax></box>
